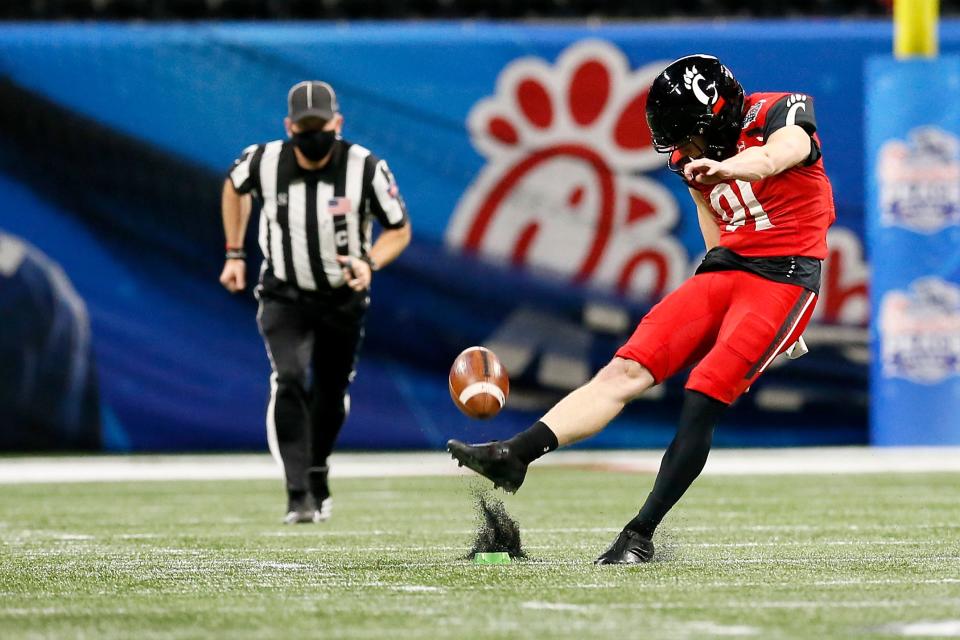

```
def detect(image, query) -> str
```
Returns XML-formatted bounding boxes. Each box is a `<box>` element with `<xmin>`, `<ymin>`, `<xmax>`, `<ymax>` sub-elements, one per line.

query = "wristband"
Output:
<box><xmin>225</xmin><ymin>247</ymin><xmax>246</xmax><ymax>260</ymax></box>
<box><xmin>360</xmin><ymin>254</ymin><xmax>379</xmax><ymax>271</ymax></box>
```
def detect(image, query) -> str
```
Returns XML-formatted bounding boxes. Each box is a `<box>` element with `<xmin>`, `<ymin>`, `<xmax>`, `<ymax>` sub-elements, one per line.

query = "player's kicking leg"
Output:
<box><xmin>449</xmin><ymin>273</ymin><xmax>727</xmax><ymax>562</ymax></box>
<box><xmin>447</xmin><ymin>357</ymin><xmax>656</xmax><ymax>492</ymax></box>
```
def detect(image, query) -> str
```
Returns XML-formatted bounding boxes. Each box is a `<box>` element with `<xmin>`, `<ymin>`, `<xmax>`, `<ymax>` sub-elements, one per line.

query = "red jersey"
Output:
<box><xmin>688</xmin><ymin>92</ymin><xmax>836</xmax><ymax>259</ymax></box>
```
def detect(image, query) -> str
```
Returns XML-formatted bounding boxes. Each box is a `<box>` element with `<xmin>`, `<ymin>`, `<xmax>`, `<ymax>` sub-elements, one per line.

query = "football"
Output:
<box><xmin>448</xmin><ymin>346</ymin><xmax>510</xmax><ymax>419</ymax></box>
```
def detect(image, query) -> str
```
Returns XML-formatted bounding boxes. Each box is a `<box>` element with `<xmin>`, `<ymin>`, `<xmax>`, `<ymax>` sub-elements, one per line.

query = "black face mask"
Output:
<box><xmin>292</xmin><ymin>129</ymin><xmax>337</xmax><ymax>162</ymax></box>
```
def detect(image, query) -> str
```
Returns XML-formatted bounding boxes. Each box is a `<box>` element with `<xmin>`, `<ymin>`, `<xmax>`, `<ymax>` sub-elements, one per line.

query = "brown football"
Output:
<box><xmin>448</xmin><ymin>346</ymin><xmax>510</xmax><ymax>420</ymax></box>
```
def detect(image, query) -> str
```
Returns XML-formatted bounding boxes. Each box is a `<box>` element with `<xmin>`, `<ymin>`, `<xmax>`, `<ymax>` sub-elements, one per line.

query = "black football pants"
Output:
<box><xmin>257</xmin><ymin>286</ymin><xmax>367</xmax><ymax>495</ymax></box>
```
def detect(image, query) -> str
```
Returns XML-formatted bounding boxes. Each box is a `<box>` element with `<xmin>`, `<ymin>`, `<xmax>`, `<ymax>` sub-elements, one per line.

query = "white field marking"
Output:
<box><xmin>884</xmin><ymin>621</ymin><xmax>960</xmax><ymax>637</ymax></box>
<box><xmin>390</xmin><ymin>586</ymin><xmax>444</xmax><ymax>593</ymax></box>
<box><xmin>292</xmin><ymin>540</ymin><xmax>944</xmax><ymax>554</ymax></box>
<box><xmin>521</xmin><ymin>599</ymin><xmax>960</xmax><ymax>612</ymax></box>
<box><xmin>453</xmin><ymin>578</ymin><xmax>960</xmax><ymax>591</ymax></box>
<box><xmin>258</xmin><ymin>562</ymin><xmax>309</xmax><ymax>570</ymax></box>
<box><xmin>588</xmin><ymin>578</ymin><xmax>960</xmax><ymax>590</ymax></box>
<box><xmin>258</xmin><ymin>529</ymin><xmax>400</xmax><ymax>538</ymax></box>
<box><xmin>674</xmin><ymin>523</ymin><xmax>960</xmax><ymax>532</ymax></box>
<box><xmin>685</xmin><ymin>622</ymin><xmax>759</xmax><ymax>636</ymax></box>
<box><xmin>252</xmin><ymin>526</ymin><xmax>956</xmax><ymax>542</ymax></box>
<box><xmin>675</xmin><ymin>557</ymin><xmax>960</xmax><ymax>565</ymax></box>
<box><xmin>3</xmin><ymin>447</ymin><xmax>960</xmax><ymax>484</ymax></box>
<box><xmin>0</xmin><ymin>608</ymin><xmax>65</xmax><ymax>616</ymax></box>
<box><xmin>251</xmin><ymin>523</ymin><xmax>960</xmax><ymax>538</ymax></box>
<box><xmin>522</xmin><ymin>602</ymin><xmax>591</xmax><ymax>612</ymax></box>
<box><xmin>683</xmin><ymin>540</ymin><xmax>948</xmax><ymax>548</ymax></box>
<box><xmin>746</xmin><ymin>600</ymin><xmax>960</xmax><ymax>610</ymax></box>
<box><xmin>193</xmin><ymin>557</ymin><xmax>960</xmax><ymax>570</ymax></box>
<box><xmin>811</xmin><ymin>578</ymin><xmax>960</xmax><ymax>587</ymax></box>
<box><xmin>0</xmin><ymin>529</ymin><xmax>95</xmax><ymax>542</ymax></box>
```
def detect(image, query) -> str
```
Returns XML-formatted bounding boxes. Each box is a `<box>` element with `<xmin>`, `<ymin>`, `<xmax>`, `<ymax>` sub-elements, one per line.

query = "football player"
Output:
<box><xmin>448</xmin><ymin>54</ymin><xmax>836</xmax><ymax>564</ymax></box>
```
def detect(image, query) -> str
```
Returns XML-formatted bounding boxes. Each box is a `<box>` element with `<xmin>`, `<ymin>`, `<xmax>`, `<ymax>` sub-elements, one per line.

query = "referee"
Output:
<box><xmin>219</xmin><ymin>80</ymin><xmax>411</xmax><ymax>524</ymax></box>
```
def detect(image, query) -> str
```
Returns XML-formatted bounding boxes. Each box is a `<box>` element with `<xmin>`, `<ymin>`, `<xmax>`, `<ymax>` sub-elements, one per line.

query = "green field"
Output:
<box><xmin>2</xmin><ymin>468</ymin><xmax>959</xmax><ymax>639</ymax></box>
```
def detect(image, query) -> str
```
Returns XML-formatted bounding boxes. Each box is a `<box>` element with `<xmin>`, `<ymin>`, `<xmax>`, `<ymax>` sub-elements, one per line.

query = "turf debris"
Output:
<box><xmin>465</xmin><ymin>488</ymin><xmax>527</xmax><ymax>560</ymax></box>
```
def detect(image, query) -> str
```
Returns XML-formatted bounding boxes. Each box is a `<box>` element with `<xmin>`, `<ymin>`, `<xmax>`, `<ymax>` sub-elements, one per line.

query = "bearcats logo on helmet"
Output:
<box><xmin>682</xmin><ymin>65</ymin><xmax>718</xmax><ymax>107</ymax></box>
<box><xmin>445</xmin><ymin>40</ymin><xmax>688</xmax><ymax>301</ymax></box>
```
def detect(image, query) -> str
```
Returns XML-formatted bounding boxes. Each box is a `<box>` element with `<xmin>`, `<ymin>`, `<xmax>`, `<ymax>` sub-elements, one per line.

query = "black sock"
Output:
<box><xmin>626</xmin><ymin>390</ymin><xmax>727</xmax><ymax>538</ymax></box>
<box><xmin>505</xmin><ymin>421</ymin><xmax>559</xmax><ymax>464</ymax></box>
<box><xmin>287</xmin><ymin>489</ymin><xmax>308</xmax><ymax>507</ymax></box>
<box><xmin>308</xmin><ymin>466</ymin><xmax>330</xmax><ymax>501</ymax></box>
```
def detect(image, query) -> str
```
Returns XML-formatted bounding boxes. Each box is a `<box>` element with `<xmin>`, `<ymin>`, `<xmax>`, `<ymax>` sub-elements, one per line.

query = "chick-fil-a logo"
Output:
<box><xmin>445</xmin><ymin>40</ymin><xmax>686</xmax><ymax>300</ymax></box>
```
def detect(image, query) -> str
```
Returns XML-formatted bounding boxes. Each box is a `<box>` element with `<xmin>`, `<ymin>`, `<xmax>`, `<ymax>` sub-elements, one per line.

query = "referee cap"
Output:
<box><xmin>288</xmin><ymin>81</ymin><xmax>338</xmax><ymax>122</ymax></box>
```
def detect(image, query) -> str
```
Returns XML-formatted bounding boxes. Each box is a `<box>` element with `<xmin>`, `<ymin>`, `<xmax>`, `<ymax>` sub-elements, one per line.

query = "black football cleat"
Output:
<box><xmin>447</xmin><ymin>439</ymin><xmax>528</xmax><ymax>493</ymax></box>
<box><xmin>594</xmin><ymin>529</ymin><xmax>655</xmax><ymax>565</ymax></box>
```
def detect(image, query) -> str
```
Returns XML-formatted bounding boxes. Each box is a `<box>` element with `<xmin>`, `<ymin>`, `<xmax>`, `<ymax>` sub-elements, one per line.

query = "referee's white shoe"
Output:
<box><xmin>284</xmin><ymin>494</ymin><xmax>318</xmax><ymax>524</ymax></box>
<box><xmin>283</xmin><ymin>494</ymin><xmax>333</xmax><ymax>524</ymax></box>
<box><xmin>316</xmin><ymin>497</ymin><xmax>333</xmax><ymax>522</ymax></box>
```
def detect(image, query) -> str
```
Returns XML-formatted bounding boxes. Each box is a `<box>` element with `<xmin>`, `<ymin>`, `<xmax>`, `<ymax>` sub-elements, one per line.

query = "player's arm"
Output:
<box><xmin>221</xmin><ymin>179</ymin><xmax>252</xmax><ymax>249</ymax></box>
<box><xmin>219</xmin><ymin>179</ymin><xmax>252</xmax><ymax>293</ymax></box>
<box><xmin>367</xmin><ymin>222</ymin><xmax>411</xmax><ymax>270</ymax></box>
<box><xmin>684</xmin><ymin>125</ymin><xmax>812</xmax><ymax>185</ymax></box>
<box><xmin>690</xmin><ymin>188</ymin><xmax>720</xmax><ymax>250</ymax></box>
<box><xmin>340</xmin><ymin>222</ymin><xmax>411</xmax><ymax>292</ymax></box>
<box><xmin>220</xmin><ymin>144</ymin><xmax>261</xmax><ymax>293</ymax></box>
<box><xmin>686</xmin><ymin>94</ymin><xmax>821</xmax><ymax>186</ymax></box>
<box><xmin>340</xmin><ymin>156</ymin><xmax>412</xmax><ymax>291</ymax></box>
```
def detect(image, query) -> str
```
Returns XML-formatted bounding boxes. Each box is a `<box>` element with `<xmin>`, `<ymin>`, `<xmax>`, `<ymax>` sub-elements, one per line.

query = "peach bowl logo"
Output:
<box><xmin>445</xmin><ymin>40</ymin><xmax>686</xmax><ymax>301</ymax></box>
<box><xmin>879</xmin><ymin>126</ymin><xmax>960</xmax><ymax>234</ymax></box>
<box><xmin>880</xmin><ymin>277</ymin><xmax>960</xmax><ymax>383</ymax></box>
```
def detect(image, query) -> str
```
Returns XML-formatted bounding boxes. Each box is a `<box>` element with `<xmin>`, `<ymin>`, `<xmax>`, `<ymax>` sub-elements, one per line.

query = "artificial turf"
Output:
<box><xmin>2</xmin><ymin>467</ymin><xmax>959</xmax><ymax>639</ymax></box>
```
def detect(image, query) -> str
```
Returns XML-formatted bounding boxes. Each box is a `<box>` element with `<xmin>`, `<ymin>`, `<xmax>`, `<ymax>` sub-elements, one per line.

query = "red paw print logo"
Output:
<box><xmin>446</xmin><ymin>40</ymin><xmax>687</xmax><ymax>300</ymax></box>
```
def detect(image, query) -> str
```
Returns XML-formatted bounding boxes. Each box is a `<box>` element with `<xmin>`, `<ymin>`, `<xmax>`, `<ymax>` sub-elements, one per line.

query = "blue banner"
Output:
<box><xmin>1</xmin><ymin>21</ymin><xmax>933</xmax><ymax>451</ymax></box>
<box><xmin>867</xmin><ymin>56</ymin><xmax>960</xmax><ymax>445</ymax></box>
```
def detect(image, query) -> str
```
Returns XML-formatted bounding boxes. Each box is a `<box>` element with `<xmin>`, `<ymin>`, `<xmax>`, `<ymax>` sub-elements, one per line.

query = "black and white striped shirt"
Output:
<box><xmin>228</xmin><ymin>138</ymin><xmax>407</xmax><ymax>291</ymax></box>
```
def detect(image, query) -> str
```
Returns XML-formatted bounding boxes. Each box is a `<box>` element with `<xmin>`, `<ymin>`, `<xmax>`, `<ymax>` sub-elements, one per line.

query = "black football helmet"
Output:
<box><xmin>646</xmin><ymin>54</ymin><xmax>744</xmax><ymax>169</ymax></box>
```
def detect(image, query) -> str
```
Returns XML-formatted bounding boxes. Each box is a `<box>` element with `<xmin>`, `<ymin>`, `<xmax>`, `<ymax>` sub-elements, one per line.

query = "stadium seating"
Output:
<box><xmin>0</xmin><ymin>0</ymin><xmax>938</xmax><ymax>20</ymax></box>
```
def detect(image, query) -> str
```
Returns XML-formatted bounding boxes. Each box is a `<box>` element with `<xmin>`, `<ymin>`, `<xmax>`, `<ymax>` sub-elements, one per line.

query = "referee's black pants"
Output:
<box><xmin>256</xmin><ymin>280</ymin><xmax>367</xmax><ymax>498</ymax></box>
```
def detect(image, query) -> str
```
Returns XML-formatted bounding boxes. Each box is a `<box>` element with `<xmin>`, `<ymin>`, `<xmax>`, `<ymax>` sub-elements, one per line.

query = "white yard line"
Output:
<box><xmin>522</xmin><ymin>598</ymin><xmax>960</xmax><ymax>612</ymax></box>
<box><xmin>883</xmin><ymin>621</ymin><xmax>960</xmax><ymax>637</ymax></box>
<box><xmin>1</xmin><ymin>448</ymin><xmax>960</xmax><ymax>485</ymax></box>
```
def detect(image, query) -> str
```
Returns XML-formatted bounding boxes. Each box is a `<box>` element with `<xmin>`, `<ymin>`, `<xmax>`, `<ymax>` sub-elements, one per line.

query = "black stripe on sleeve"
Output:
<box><xmin>248</xmin><ymin>145</ymin><xmax>265</xmax><ymax>200</ymax></box>
<box><xmin>364</xmin><ymin>155</ymin><xmax>408</xmax><ymax>229</ymax></box>
<box><xmin>276</xmin><ymin>145</ymin><xmax>298</xmax><ymax>288</ymax></box>
<box><xmin>228</xmin><ymin>144</ymin><xmax>262</xmax><ymax>195</ymax></box>
<box><xmin>360</xmin><ymin>154</ymin><xmax>376</xmax><ymax>216</ymax></box>
<box><xmin>333</xmin><ymin>142</ymin><xmax>348</xmax><ymax>199</ymax></box>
